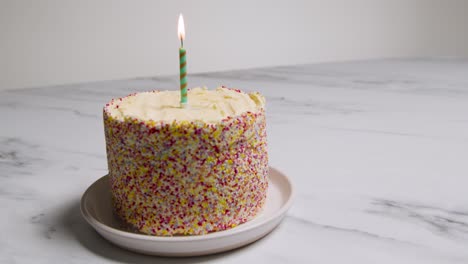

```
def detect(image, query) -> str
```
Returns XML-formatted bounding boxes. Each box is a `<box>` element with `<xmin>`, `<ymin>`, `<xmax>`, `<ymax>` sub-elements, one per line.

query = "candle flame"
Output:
<box><xmin>178</xmin><ymin>14</ymin><xmax>185</xmax><ymax>43</ymax></box>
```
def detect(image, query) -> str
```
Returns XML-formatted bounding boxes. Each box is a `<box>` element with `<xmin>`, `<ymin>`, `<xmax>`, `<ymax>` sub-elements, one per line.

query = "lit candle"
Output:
<box><xmin>178</xmin><ymin>14</ymin><xmax>188</xmax><ymax>107</ymax></box>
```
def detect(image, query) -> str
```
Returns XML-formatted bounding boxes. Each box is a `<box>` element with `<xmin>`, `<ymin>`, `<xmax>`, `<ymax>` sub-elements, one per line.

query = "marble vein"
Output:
<box><xmin>368</xmin><ymin>199</ymin><xmax>468</xmax><ymax>239</ymax></box>
<box><xmin>286</xmin><ymin>215</ymin><xmax>417</xmax><ymax>245</ymax></box>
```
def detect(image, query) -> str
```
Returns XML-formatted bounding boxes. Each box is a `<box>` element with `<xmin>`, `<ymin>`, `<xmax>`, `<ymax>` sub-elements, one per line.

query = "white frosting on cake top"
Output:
<box><xmin>107</xmin><ymin>87</ymin><xmax>265</xmax><ymax>123</ymax></box>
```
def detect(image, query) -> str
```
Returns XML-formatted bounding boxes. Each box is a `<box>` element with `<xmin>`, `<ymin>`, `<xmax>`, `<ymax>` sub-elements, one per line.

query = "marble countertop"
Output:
<box><xmin>1</xmin><ymin>58</ymin><xmax>468</xmax><ymax>263</ymax></box>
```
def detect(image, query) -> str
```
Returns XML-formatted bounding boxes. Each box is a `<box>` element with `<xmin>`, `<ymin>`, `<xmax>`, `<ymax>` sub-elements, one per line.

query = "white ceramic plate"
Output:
<box><xmin>80</xmin><ymin>167</ymin><xmax>294</xmax><ymax>257</ymax></box>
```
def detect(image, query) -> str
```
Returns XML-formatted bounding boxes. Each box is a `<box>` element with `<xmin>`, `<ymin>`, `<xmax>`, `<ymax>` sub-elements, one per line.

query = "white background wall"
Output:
<box><xmin>1</xmin><ymin>0</ymin><xmax>468</xmax><ymax>90</ymax></box>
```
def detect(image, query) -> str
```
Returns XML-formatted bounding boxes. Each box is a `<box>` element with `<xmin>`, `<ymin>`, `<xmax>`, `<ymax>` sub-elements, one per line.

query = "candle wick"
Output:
<box><xmin>180</xmin><ymin>38</ymin><xmax>184</xmax><ymax>48</ymax></box>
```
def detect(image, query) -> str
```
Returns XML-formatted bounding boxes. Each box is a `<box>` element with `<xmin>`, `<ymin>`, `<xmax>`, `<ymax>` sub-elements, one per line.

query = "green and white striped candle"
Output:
<box><xmin>178</xmin><ymin>14</ymin><xmax>188</xmax><ymax>107</ymax></box>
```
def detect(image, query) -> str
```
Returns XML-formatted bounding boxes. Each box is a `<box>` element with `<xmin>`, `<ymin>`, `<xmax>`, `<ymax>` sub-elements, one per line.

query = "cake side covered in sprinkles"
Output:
<box><xmin>103</xmin><ymin>87</ymin><xmax>268</xmax><ymax>236</ymax></box>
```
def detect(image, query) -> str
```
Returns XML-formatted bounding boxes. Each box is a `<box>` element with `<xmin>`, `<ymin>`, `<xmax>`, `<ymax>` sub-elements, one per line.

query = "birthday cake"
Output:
<box><xmin>103</xmin><ymin>87</ymin><xmax>268</xmax><ymax>236</ymax></box>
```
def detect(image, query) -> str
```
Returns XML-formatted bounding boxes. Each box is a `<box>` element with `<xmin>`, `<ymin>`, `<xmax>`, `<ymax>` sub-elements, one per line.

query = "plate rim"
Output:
<box><xmin>80</xmin><ymin>166</ymin><xmax>294</xmax><ymax>242</ymax></box>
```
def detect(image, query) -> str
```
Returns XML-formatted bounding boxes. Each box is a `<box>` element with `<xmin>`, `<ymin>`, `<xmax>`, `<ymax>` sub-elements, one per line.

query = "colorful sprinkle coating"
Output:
<box><xmin>103</xmin><ymin>89</ymin><xmax>268</xmax><ymax>236</ymax></box>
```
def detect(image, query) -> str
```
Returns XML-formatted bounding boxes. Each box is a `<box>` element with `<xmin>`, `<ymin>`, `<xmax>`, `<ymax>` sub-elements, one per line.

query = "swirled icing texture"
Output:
<box><xmin>103</xmin><ymin>87</ymin><xmax>268</xmax><ymax>236</ymax></box>
<box><xmin>107</xmin><ymin>87</ymin><xmax>265</xmax><ymax>123</ymax></box>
